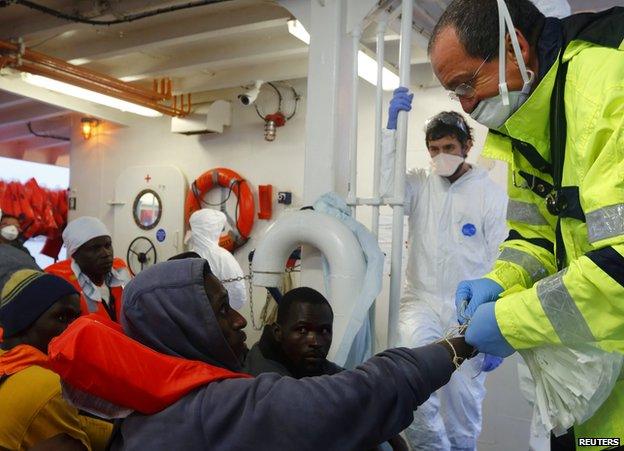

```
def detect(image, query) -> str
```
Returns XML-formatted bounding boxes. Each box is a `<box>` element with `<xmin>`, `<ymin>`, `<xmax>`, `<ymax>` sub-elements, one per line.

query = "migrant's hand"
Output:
<box><xmin>481</xmin><ymin>353</ymin><xmax>504</xmax><ymax>372</ymax></box>
<box><xmin>455</xmin><ymin>278</ymin><xmax>503</xmax><ymax>324</ymax></box>
<box><xmin>465</xmin><ymin>303</ymin><xmax>515</xmax><ymax>358</ymax></box>
<box><xmin>387</xmin><ymin>87</ymin><xmax>413</xmax><ymax>130</ymax></box>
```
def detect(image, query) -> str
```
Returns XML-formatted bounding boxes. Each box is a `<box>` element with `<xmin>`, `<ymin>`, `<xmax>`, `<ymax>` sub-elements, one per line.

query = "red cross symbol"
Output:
<box><xmin>144</xmin><ymin>174</ymin><xmax>152</xmax><ymax>183</ymax></box>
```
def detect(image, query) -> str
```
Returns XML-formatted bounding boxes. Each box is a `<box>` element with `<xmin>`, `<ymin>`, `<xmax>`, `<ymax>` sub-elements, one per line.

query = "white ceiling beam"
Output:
<box><xmin>346</xmin><ymin>0</ymin><xmax>380</xmax><ymax>34</ymax></box>
<box><xmin>50</xmin><ymin>8</ymin><xmax>290</xmax><ymax>62</ymax></box>
<box><xmin>0</xmin><ymin>116</ymin><xmax>72</xmax><ymax>143</ymax></box>
<box><xmin>0</xmin><ymin>135</ymin><xmax>69</xmax><ymax>153</ymax></box>
<box><xmin>55</xmin><ymin>152</ymin><xmax>70</xmax><ymax>168</ymax></box>
<box><xmin>97</xmin><ymin>34</ymin><xmax>308</xmax><ymax>82</ymax></box>
<box><xmin>387</xmin><ymin>17</ymin><xmax>430</xmax><ymax>50</ymax></box>
<box><xmin>0</xmin><ymin>147</ymin><xmax>25</xmax><ymax>161</ymax></box>
<box><xmin>0</xmin><ymin>99</ymin><xmax>66</xmax><ymax>127</ymax></box>
<box><xmin>0</xmin><ymin>90</ymin><xmax>28</xmax><ymax>107</ymax></box>
<box><xmin>361</xmin><ymin>31</ymin><xmax>401</xmax><ymax>44</ymax></box>
<box><xmin>0</xmin><ymin>14</ymin><xmax>83</xmax><ymax>41</ymax></box>
<box><xmin>45</xmin><ymin>145</ymin><xmax>70</xmax><ymax>166</ymax></box>
<box><xmin>379</xmin><ymin>40</ymin><xmax>430</xmax><ymax>65</ymax></box>
<box><xmin>0</xmin><ymin>0</ymin><xmax>210</xmax><ymax>40</ymax></box>
<box><xmin>0</xmin><ymin>96</ymin><xmax>32</xmax><ymax>110</ymax></box>
<box><xmin>177</xmin><ymin>55</ymin><xmax>309</xmax><ymax>93</ymax></box>
<box><xmin>22</xmin><ymin>143</ymin><xmax>70</xmax><ymax>166</ymax></box>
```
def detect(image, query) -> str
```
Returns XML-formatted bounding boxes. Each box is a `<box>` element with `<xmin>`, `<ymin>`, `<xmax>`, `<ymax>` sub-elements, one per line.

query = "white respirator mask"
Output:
<box><xmin>1</xmin><ymin>225</ymin><xmax>19</xmax><ymax>241</ymax></box>
<box><xmin>470</xmin><ymin>0</ymin><xmax>535</xmax><ymax>129</ymax></box>
<box><xmin>431</xmin><ymin>153</ymin><xmax>465</xmax><ymax>177</ymax></box>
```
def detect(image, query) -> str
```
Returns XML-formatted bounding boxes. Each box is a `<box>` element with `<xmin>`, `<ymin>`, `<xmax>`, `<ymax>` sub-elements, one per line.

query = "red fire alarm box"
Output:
<box><xmin>258</xmin><ymin>184</ymin><xmax>273</xmax><ymax>220</ymax></box>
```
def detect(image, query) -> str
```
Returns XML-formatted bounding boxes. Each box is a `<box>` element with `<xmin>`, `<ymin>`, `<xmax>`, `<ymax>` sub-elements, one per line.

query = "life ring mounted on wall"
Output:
<box><xmin>184</xmin><ymin>167</ymin><xmax>255</xmax><ymax>252</ymax></box>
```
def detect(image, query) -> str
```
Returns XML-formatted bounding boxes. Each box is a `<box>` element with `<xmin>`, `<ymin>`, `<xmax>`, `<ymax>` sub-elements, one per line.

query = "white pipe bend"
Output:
<box><xmin>252</xmin><ymin>210</ymin><xmax>367</xmax><ymax>364</ymax></box>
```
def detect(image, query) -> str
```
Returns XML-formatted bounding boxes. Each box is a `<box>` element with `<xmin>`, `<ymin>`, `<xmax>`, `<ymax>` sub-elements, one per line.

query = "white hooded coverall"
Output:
<box><xmin>382</xmin><ymin>130</ymin><xmax>508</xmax><ymax>450</ymax></box>
<box><xmin>186</xmin><ymin>209</ymin><xmax>247</xmax><ymax>310</ymax></box>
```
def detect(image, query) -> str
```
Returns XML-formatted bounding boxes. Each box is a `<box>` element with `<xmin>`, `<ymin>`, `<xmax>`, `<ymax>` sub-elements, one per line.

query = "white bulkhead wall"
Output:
<box><xmin>68</xmin><ymin>78</ymin><xmax>501</xmax><ymax>345</ymax></box>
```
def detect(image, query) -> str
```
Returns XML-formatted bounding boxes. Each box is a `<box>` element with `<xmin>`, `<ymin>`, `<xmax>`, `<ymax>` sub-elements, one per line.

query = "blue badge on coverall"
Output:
<box><xmin>462</xmin><ymin>223</ymin><xmax>476</xmax><ymax>237</ymax></box>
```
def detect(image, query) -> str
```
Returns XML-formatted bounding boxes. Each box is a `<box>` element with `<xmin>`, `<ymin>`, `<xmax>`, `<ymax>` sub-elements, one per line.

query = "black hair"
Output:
<box><xmin>425</xmin><ymin>111</ymin><xmax>473</xmax><ymax>148</ymax></box>
<box><xmin>276</xmin><ymin>287</ymin><xmax>333</xmax><ymax>325</ymax></box>
<box><xmin>428</xmin><ymin>0</ymin><xmax>545</xmax><ymax>59</ymax></box>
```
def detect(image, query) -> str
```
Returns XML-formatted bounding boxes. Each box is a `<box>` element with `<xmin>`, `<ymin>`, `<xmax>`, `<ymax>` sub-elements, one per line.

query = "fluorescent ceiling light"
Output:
<box><xmin>22</xmin><ymin>73</ymin><xmax>162</xmax><ymax>117</ymax></box>
<box><xmin>357</xmin><ymin>51</ymin><xmax>400</xmax><ymax>91</ymax></box>
<box><xmin>287</xmin><ymin>19</ymin><xmax>400</xmax><ymax>91</ymax></box>
<box><xmin>119</xmin><ymin>75</ymin><xmax>144</xmax><ymax>82</ymax></box>
<box><xmin>67</xmin><ymin>58</ymin><xmax>91</xmax><ymax>66</ymax></box>
<box><xmin>287</xmin><ymin>19</ymin><xmax>310</xmax><ymax>45</ymax></box>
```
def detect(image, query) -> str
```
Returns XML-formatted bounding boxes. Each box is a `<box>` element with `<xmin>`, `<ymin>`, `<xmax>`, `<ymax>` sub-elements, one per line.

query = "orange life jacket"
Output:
<box><xmin>0</xmin><ymin>319</ymin><xmax>251</xmax><ymax>414</ymax></box>
<box><xmin>45</xmin><ymin>258</ymin><xmax>128</xmax><ymax>323</ymax></box>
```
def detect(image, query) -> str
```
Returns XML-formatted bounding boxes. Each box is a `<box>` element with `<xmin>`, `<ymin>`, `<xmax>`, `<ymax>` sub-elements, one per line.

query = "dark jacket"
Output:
<box><xmin>110</xmin><ymin>259</ymin><xmax>455</xmax><ymax>451</ymax></box>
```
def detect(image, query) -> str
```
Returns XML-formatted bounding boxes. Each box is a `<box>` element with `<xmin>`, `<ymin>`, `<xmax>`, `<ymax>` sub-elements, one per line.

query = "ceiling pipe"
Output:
<box><xmin>0</xmin><ymin>40</ymin><xmax>191</xmax><ymax>117</ymax></box>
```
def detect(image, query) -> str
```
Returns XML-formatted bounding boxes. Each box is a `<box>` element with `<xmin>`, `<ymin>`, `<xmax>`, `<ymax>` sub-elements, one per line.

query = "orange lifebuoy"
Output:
<box><xmin>184</xmin><ymin>168</ymin><xmax>255</xmax><ymax>252</ymax></box>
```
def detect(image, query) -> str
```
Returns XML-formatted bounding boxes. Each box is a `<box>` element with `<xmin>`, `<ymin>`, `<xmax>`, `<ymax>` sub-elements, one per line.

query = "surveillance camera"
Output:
<box><xmin>238</xmin><ymin>80</ymin><xmax>263</xmax><ymax>106</ymax></box>
<box><xmin>237</xmin><ymin>93</ymin><xmax>255</xmax><ymax>106</ymax></box>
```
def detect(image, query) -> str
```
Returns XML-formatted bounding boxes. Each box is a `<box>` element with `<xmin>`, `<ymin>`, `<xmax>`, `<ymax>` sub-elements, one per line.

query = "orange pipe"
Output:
<box><xmin>0</xmin><ymin>41</ymin><xmax>167</xmax><ymax>103</ymax></box>
<box><xmin>0</xmin><ymin>41</ymin><xmax>191</xmax><ymax>117</ymax></box>
<box><xmin>0</xmin><ymin>41</ymin><xmax>166</xmax><ymax>102</ymax></box>
<box><xmin>19</xmin><ymin>61</ymin><xmax>190</xmax><ymax>117</ymax></box>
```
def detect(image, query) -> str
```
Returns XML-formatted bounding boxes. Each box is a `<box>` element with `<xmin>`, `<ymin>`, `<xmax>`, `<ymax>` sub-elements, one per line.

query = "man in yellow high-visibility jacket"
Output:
<box><xmin>428</xmin><ymin>0</ymin><xmax>624</xmax><ymax>446</ymax></box>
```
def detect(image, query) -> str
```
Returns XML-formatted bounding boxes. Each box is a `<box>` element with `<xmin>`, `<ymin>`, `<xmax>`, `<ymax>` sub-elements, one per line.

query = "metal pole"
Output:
<box><xmin>347</xmin><ymin>26</ymin><xmax>362</xmax><ymax>214</ymax></box>
<box><xmin>370</xmin><ymin>17</ymin><xmax>387</xmax><ymax>353</ymax></box>
<box><xmin>387</xmin><ymin>0</ymin><xmax>412</xmax><ymax>347</ymax></box>
<box><xmin>372</xmin><ymin>18</ymin><xmax>387</xmax><ymax>238</ymax></box>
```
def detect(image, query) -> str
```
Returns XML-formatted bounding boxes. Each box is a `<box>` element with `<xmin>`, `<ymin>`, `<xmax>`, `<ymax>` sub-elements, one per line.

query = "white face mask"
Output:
<box><xmin>470</xmin><ymin>0</ymin><xmax>535</xmax><ymax>129</ymax></box>
<box><xmin>431</xmin><ymin>153</ymin><xmax>465</xmax><ymax>177</ymax></box>
<box><xmin>470</xmin><ymin>73</ymin><xmax>534</xmax><ymax>129</ymax></box>
<box><xmin>1</xmin><ymin>225</ymin><xmax>19</xmax><ymax>241</ymax></box>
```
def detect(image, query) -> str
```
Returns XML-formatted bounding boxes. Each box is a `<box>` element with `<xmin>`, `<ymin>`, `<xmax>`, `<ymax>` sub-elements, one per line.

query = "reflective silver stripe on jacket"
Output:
<box><xmin>507</xmin><ymin>200</ymin><xmax>549</xmax><ymax>226</ymax></box>
<box><xmin>587</xmin><ymin>204</ymin><xmax>624</xmax><ymax>243</ymax></box>
<box><xmin>536</xmin><ymin>271</ymin><xmax>595</xmax><ymax>344</ymax></box>
<box><xmin>498</xmin><ymin>247</ymin><xmax>549</xmax><ymax>284</ymax></box>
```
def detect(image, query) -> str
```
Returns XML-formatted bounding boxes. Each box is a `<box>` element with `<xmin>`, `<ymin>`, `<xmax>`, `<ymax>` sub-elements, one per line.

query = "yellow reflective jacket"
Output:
<box><xmin>483</xmin><ymin>11</ymin><xmax>624</xmax><ymax>354</ymax></box>
<box><xmin>481</xmin><ymin>9</ymin><xmax>624</xmax><ymax>446</ymax></box>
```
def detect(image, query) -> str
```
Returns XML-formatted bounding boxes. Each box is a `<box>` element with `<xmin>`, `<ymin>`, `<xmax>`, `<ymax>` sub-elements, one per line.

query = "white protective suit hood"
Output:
<box><xmin>186</xmin><ymin>209</ymin><xmax>247</xmax><ymax>310</ymax></box>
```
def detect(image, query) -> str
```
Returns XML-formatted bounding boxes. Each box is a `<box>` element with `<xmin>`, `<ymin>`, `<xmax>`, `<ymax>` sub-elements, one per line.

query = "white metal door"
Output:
<box><xmin>112</xmin><ymin>165</ymin><xmax>187</xmax><ymax>275</ymax></box>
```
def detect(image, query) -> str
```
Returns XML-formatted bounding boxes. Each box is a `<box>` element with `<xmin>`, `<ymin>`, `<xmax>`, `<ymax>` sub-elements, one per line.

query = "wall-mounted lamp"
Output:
<box><xmin>81</xmin><ymin>117</ymin><xmax>99</xmax><ymax>140</ymax></box>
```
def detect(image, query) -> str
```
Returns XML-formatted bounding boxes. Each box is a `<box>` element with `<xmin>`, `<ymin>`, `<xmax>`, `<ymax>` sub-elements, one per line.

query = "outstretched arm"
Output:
<box><xmin>203</xmin><ymin>340</ymin><xmax>474</xmax><ymax>451</ymax></box>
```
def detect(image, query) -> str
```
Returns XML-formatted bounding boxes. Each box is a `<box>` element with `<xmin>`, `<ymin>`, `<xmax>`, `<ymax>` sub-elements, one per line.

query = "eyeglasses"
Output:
<box><xmin>425</xmin><ymin>112</ymin><xmax>469</xmax><ymax>135</ymax></box>
<box><xmin>448</xmin><ymin>55</ymin><xmax>491</xmax><ymax>102</ymax></box>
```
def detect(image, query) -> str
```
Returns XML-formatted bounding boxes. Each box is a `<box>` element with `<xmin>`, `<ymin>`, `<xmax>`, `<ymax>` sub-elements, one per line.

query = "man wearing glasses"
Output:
<box><xmin>426</xmin><ymin>0</ymin><xmax>624</xmax><ymax>446</ymax></box>
<box><xmin>381</xmin><ymin>105</ymin><xmax>508</xmax><ymax>450</ymax></box>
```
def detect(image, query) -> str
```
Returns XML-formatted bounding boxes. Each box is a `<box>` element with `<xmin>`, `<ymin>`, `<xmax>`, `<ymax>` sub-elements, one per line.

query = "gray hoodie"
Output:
<box><xmin>110</xmin><ymin>259</ymin><xmax>455</xmax><ymax>451</ymax></box>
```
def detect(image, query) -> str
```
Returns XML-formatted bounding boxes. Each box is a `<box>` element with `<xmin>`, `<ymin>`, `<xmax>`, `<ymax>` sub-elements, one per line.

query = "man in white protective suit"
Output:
<box><xmin>185</xmin><ymin>208</ymin><xmax>247</xmax><ymax>310</ymax></box>
<box><xmin>382</xmin><ymin>101</ymin><xmax>508</xmax><ymax>451</ymax></box>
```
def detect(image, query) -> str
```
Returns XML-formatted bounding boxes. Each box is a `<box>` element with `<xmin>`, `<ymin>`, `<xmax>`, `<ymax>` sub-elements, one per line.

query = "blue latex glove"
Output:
<box><xmin>481</xmin><ymin>353</ymin><xmax>504</xmax><ymax>372</ymax></box>
<box><xmin>465</xmin><ymin>303</ymin><xmax>515</xmax><ymax>358</ymax></box>
<box><xmin>387</xmin><ymin>87</ymin><xmax>413</xmax><ymax>130</ymax></box>
<box><xmin>455</xmin><ymin>278</ymin><xmax>504</xmax><ymax>324</ymax></box>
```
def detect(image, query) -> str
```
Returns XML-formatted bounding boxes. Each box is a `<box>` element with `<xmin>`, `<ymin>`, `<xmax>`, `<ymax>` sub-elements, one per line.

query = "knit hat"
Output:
<box><xmin>62</xmin><ymin>216</ymin><xmax>111</xmax><ymax>257</ymax></box>
<box><xmin>0</xmin><ymin>269</ymin><xmax>78</xmax><ymax>338</ymax></box>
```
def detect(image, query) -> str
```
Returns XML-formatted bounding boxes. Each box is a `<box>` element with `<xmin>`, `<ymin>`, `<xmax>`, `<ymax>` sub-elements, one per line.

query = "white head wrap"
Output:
<box><xmin>63</xmin><ymin>216</ymin><xmax>111</xmax><ymax>256</ymax></box>
<box><xmin>186</xmin><ymin>209</ymin><xmax>247</xmax><ymax>310</ymax></box>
